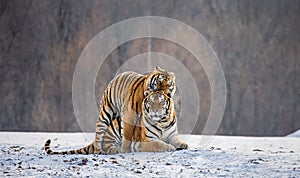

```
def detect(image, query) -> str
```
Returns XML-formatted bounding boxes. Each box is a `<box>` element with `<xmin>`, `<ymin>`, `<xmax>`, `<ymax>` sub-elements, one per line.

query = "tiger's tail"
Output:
<box><xmin>44</xmin><ymin>139</ymin><xmax>95</xmax><ymax>155</ymax></box>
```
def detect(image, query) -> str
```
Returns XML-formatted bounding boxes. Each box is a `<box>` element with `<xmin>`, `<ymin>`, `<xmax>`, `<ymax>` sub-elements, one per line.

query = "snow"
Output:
<box><xmin>0</xmin><ymin>132</ymin><xmax>299</xmax><ymax>177</ymax></box>
<box><xmin>287</xmin><ymin>129</ymin><xmax>300</xmax><ymax>137</ymax></box>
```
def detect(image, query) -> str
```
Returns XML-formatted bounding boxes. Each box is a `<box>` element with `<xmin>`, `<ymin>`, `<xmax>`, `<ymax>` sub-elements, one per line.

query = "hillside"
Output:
<box><xmin>1</xmin><ymin>1</ymin><xmax>300</xmax><ymax>136</ymax></box>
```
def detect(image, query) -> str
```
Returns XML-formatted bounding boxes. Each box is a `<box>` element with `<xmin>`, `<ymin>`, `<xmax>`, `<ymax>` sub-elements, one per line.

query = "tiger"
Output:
<box><xmin>44</xmin><ymin>66</ymin><xmax>179</xmax><ymax>155</ymax></box>
<box><xmin>101</xmin><ymin>91</ymin><xmax>188</xmax><ymax>153</ymax></box>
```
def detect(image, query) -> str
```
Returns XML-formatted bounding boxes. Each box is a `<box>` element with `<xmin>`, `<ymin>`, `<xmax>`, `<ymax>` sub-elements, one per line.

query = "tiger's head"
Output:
<box><xmin>144</xmin><ymin>66</ymin><xmax>176</xmax><ymax>97</ymax></box>
<box><xmin>143</xmin><ymin>91</ymin><xmax>175</xmax><ymax>125</ymax></box>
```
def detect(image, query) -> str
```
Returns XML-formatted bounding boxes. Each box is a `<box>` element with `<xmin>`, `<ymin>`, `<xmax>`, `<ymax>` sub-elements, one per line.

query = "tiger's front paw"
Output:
<box><xmin>163</xmin><ymin>144</ymin><xmax>176</xmax><ymax>152</ymax></box>
<box><xmin>175</xmin><ymin>142</ymin><xmax>188</xmax><ymax>150</ymax></box>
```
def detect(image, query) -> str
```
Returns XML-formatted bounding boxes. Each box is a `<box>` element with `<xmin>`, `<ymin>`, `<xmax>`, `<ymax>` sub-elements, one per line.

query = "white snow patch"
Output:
<box><xmin>0</xmin><ymin>132</ymin><xmax>299</xmax><ymax>177</ymax></box>
<box><xmin>286</xmin><ymin>129</ymin><xmax>300</xmax><ymax>137</ymax></box>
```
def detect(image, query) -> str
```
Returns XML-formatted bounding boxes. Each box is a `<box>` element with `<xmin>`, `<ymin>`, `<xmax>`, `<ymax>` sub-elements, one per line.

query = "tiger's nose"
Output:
<box><xmin>153</xmin><ymin>109</ymin><xmax>159</xmax><ymax>113</ymax></box>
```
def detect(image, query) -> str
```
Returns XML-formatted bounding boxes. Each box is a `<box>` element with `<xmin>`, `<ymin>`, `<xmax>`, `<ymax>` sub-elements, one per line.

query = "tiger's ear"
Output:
<box><xmin>169</xmin><ymin>72</ymin><xmax>175</xmax><ymax>76</ymax></box>
<box><xmin>155</xmin><ymin>66</ymin><xmax>163</xmax><ymax>72</ymax></box>
<box><xmin>144</xmin><ymin>90</ymin><xmax>150</xmax><ymax>97</ymax></box>
<box><xmin>155</xmin><ymin>66</ymin><xmax>175</xmax><ymax>77</ymax></box>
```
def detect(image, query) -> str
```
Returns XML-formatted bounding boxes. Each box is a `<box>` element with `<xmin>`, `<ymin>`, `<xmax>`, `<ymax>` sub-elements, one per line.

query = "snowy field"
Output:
<box><xmin>0</xmin><ymin>132</ymin><xmax>299</xmax><ymax>177</ymax></box>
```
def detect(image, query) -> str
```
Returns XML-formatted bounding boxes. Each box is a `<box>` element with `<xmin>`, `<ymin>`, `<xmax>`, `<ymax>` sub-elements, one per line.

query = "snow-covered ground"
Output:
<box><xmin>0</xmin><ymin>132</ymin><xmax>299</xmax><ymax>177</ymax></box>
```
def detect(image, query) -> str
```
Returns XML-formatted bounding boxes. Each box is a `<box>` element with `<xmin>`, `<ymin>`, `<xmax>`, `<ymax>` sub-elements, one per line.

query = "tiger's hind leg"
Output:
<box><xmin>101</xmin><ymin>117</ymin><xmax>123</xmax><ymax>154</ymax></box>
<box><xmin>94</xmin><ymin>115</ymin><xmax>110</xmax><ymax>154</ymax></box>
<box><xmin>94</xmin><ymin>91</ymin><xmax>121</xmax><ymax>153</ymax></box>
